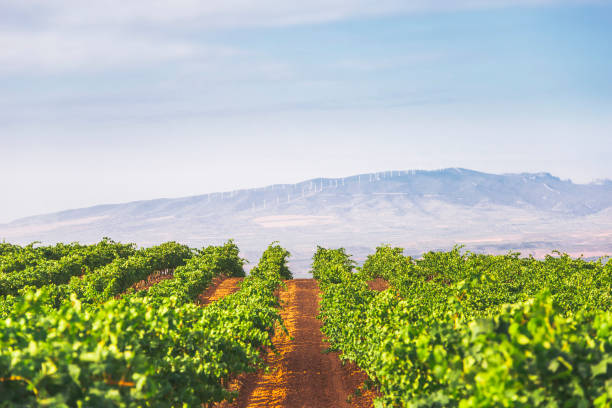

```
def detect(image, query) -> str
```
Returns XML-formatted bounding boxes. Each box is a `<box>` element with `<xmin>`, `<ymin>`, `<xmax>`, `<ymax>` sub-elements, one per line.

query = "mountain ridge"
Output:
<box><xmin>3</xmin><ymin>168</ymin><xmax>612</xmax><ymax>276</ymax></box>
<box><xmin>5</xmin><ymin>168</ymin><xmax>612</xmax><ymax>225</ymax></box>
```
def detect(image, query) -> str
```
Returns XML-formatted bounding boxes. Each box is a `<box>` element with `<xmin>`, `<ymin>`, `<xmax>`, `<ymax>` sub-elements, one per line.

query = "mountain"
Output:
<box><xmin>2</xmin><ymin>168</ymin><xmax>612</xmax><ymax>276</ymax></box>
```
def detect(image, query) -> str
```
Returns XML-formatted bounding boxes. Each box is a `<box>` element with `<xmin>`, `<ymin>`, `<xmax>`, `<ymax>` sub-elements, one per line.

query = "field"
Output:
<box><xmin>0</xmin><ymin>239</ymin><xmax>610</xmax><ymax>407</ymax></box>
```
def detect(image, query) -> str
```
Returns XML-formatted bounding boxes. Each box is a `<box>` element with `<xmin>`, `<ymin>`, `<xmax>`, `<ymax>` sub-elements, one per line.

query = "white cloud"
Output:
<box><xmin>0</xmin><ymin>29</ymin><xmax>241</xmax><ymax>73</ymax></box>
<box><xmin>1</xmin><ymin>0</ymin><xmax>601</xmax><ymax>28</ymax></box>
<box><xmin>0</xmin><ymin>0</ymin><xmax>600</xmax><ymax>74</ymax></box>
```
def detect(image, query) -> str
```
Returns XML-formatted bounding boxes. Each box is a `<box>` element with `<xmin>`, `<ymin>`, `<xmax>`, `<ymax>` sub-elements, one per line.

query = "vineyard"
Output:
<box><xmin>0</xmin><ymin>239</ymin><xmax>610</xmax><ymax>407</ymax></box>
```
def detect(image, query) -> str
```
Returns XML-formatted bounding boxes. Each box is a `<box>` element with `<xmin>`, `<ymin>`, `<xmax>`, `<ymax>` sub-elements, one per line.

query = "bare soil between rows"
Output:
<box><xmin>118</xmin><ymin>269</ymin><xmax>175</xmax><ymax>297</ymax></box>
<box><xmin>222</xmin><ymin>279</ymin><xmax>375</xmax><ymax>408</ymax></box>
<box><xmin>198</xmin><ymin>276</ymin><xmax>244</xmax><ymax>305</ymax></box>
<box><xmin>367</xmin><ymin>277</ymin><xmax>389</xmax><ymax>292</ymax></box>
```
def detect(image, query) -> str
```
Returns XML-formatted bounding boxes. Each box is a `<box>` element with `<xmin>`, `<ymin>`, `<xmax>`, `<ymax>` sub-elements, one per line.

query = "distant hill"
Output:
<box><xmin>2</xmin><ymin>168</ymin><xmax>612</xmax><ymax>276</ymax></box>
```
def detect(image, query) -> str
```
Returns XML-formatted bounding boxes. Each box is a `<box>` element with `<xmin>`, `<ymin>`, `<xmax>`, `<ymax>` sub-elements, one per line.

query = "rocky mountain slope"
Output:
<box><xmin>2</xmin><ymin>168</ymin><xmax>612</xmax><ymax>276</ymax></box>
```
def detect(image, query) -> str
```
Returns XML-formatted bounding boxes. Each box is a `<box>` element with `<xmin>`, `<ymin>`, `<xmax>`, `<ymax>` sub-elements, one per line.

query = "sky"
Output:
<box><xmin>1</xmin><ymin>0</ymin><xmax>611</xmax><ymax>223</ymax></box>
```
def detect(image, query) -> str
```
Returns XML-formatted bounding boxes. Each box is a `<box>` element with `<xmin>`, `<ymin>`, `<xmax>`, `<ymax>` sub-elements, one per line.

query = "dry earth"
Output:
<box><xmin>223</xmin><ymin>279</ymin><xmax>376</xmax><ymax>408</ymax></box>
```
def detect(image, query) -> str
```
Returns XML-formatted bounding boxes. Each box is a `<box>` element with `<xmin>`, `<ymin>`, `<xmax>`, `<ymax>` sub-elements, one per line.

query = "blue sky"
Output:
<box><xmin>1</xmin><ymin>0</ymin><xmax>611</xmax><ymax>222</ymax></box>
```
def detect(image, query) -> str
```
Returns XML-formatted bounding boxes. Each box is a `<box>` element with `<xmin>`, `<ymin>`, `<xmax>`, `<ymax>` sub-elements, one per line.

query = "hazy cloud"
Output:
<box><xmin>0</xmin><ymin>0</ymin><xmax>602</xmax><ymax>73</ymax></box>
<box><xmin>0</xmin><ymin>1</ymin><xmax>601</xmax><ymax>28</ymax></box>
<box><xmin>0</xmin><ymin>30</ymin><xmax>246</xmax><ymax>73</ymax></box>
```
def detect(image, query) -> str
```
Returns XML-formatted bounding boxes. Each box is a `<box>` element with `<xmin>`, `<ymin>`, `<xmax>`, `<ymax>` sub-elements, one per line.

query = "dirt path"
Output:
<box><xmin>116</xmin><ymin>269</ymin><xmax>175</xmax><ymax>297</ymax></box>
<box><xmin>367</xmin><ymin>277</ymin><xmax>389</xmax><ymax>292</ymax></box>
<box><xmin>226</xmin><ymin>279</ymin><xmax>375</xmax><ymax>408</ymax></box>
<box><xmin>198</xmin><ymin>276</ymin><xmax>243</xmax><ymax>305</ymax></box>
<box><xmin>132</xmin><ymin>269</ymin><xmax>174</xmax><ymax>291</ymax></box>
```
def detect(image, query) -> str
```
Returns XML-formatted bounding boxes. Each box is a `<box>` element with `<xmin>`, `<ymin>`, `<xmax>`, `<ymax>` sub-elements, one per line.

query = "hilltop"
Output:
<box><xmin>2</xmin><ymin>168</ymin><xmax>612</xmax><ymax>275</ymax></box>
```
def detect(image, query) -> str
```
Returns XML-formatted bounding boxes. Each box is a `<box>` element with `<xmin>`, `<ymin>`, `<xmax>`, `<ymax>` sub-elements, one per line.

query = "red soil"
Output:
<box><xmin>127</xmin><ymin>269</ymin><xmax>174</xmax><ymax>292</ymax></box>
<box><xmin>367</xmin><ymin>278</ymin><xmax>389</xmax><ymax>292</ymax></box>
<box><xmin>198</xmin><ymin>276</ymin><xmax>244</xmax><ymax>305</ymax></box>
<box><xmin>220</xmin><ymin>279</ymin><xmax>376</xmax><ymax>408</ymax></box>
